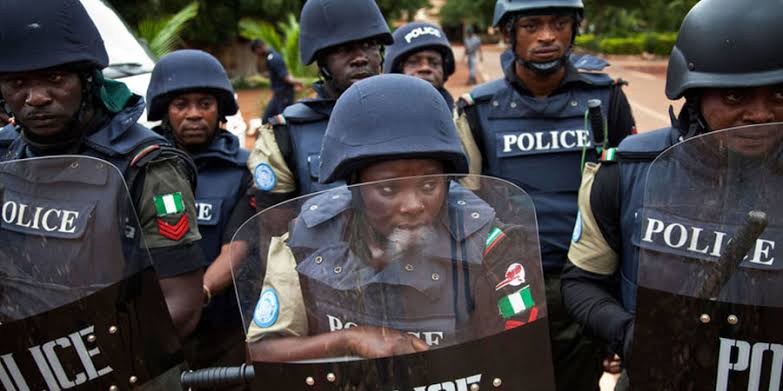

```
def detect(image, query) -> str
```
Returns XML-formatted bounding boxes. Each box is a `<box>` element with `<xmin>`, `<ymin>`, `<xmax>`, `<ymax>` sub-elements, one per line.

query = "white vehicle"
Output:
<box><xmin>82</xmin><ymin>0</ymin><xmax>247</xmax><ymax>136</ymax></box>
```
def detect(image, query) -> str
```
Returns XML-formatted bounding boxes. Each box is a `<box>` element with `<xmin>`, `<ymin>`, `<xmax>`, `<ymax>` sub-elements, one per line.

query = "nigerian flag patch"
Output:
<box><xmin>154</xmin><ymin>192</ymin><xmax>185</xmax><ymax>216</ymax></box>
<box><xmin>498</xmin><ymin>286</ymin><xmax>534</xmax><ymax>319</ymax></box>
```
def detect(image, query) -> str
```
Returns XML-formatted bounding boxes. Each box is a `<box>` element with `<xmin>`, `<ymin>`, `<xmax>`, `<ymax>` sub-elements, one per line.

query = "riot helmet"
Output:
<box><xmin>319</xmin><ymin>74</ymin><xmax>468</xmax><ymax>184</ymax></box>
<box><xmin>494</xmin><ymin>0</ymin><xmax>584</xmax><ymax>75</ymax></box>
<box><xmin>299</xmin><ymin>0</ymin><xmax>393</xmax><ymax>66</ymax></box>
<box><xmin>147</xmin><ymin>49</ymin><xmax>238</xmax><ymax>122</ymax></box>
<box><xmin>384</xmin><ymin>22</ymin><xmax>455</xmax><ymax>81</ymax></box>
<box><xmin>665</xmin><ymin>0</ymin><xmax>783</xmax><ymax>137</ymax></box>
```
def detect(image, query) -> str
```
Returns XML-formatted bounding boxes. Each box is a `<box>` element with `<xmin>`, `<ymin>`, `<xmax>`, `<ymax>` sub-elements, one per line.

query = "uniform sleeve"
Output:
<box><xmin>247</xmin><ymin>123</ymin><xmax>296</xmax><ymax>195</ymax></box>
<box><xmin>455</xmin><ymin>113</ymin><xmax>483</xmax><ymax>190</ymax></box>
<box><xmin>608</xmin><ymin>84</ymin><xmax>637</xmax><ymax>147</ymax></box>
<box><xmin>268</xmin><ymin>55</ymin><xmax>289</xmax><ymax>79</ymax></box>
<box><xmin>246</xmin><ymin>233</ymin><xmax>309</xmax><ymax>343</ymax></box>
<box><xmin>137</xmin><ymin>156</ymin><xmax>207</xmax><ymax>277</ymax></box>
<box><xmin>222</xmin><ymin>170</ymin><xmax>256</xmax><ymax>244</ymax></box>
<box><xmin>474</xmin><ymin>223</ymin><xmax>545</xmax><ymax>333</ymax></box>
<box><xmin>568</xmin><ymin>162</ymin><xmax>619</xmax><ymax>275</ymax></box>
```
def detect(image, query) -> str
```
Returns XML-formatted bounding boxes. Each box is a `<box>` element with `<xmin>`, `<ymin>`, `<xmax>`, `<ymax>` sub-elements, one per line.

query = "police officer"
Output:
<box><xmin>250</xmin><ymin>39</ymin><xmax>303</xmax><ymax>124</ymax></box>
<box><xmin>146</xmin><ymin>49</ymin><xmax>255</xmax><ymax>368</ymax></box>
<box><xmin>385</xmin><ymin>22</ymin><xmax>456</xmax><ymax>110</ymax></box>
<box><xmin>245</xmin><ymin>74</ymin><xmax>544</xmax><ymax>363</ymax></box>
<box><xmin>455</xmin><ymin>1</ymin><xmax>636</xmax><ymax>389</ymax></box>
<box><xmin>0</xmin><ymin>0</ymin><xmax>205</xmax><ymax>338</ymax></box>
<box><xmin>561</xmin><ymin>0</ymin><xmax>783</xmax><ymax>385</ymax></box>
<box><xmin>247</xmin><ymin>0</ymin><xmax>392</xmax><ymax>211</ymax></box>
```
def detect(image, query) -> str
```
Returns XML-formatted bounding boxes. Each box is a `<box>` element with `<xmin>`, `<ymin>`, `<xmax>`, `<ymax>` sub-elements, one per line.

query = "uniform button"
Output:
<box><xmin>315</xmin><ymin>256</ymin><xmax>323</xmax><ymax>264</ymax></box>
<box><xmin>471</xmin><ymin>212</ymin><xmax>481</xmax><ymax>219</ymax></box>
<box><xmin>405</xmin><ymin>264</ymin><xmax>414</xmax><ymax>272</ymax></box>
<box><xmin>492</xmin><ymin>101</ymin><xmax>499</xmax><ymax>107</ymax></box>
<box><xmin>70</xmin><ymin>162</ymin><xmax>79</xmax><ymax>169</ymax></box>
<box><xmin>309</xmin><ymin>205</ymin><xmax>319</xmax><ymax>211</ymax></box>
<box><xmin>334</xmin><ymin>266</ymin><xmax>342</xmax><ymax>274</ymax></box>
<box><xmin>510</xmin><ymin>102</ymin><xmax>517</xmax><ymax>108</ymax></box>
<box><xmin>95</xmin><ymin>162</ymin><xmax>104</xmax><ymax>169</ymax></box>
<box><xmin>431</xmin><ymin>273</ymin><xmax>440</xmax><ymax>281</ymax></box>
<box><xmin>331</xmin><ymin>194</ymin><xmax>341</xmax><ymax>200</ymax></box>
<box><xmin>457</xmin><ymin>200</ymin><xmax>467</xmax><ymax>206</ymax></box>
<box><xmin>570</xmin><ymin>100</ymin><xmax>578</xmax><ymax>107</ymax></box>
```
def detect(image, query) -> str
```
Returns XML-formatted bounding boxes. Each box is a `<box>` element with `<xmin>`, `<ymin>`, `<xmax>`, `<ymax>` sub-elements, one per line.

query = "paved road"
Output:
<box><xmin>447</xmin><ymin>45</ymin><xmax>681</xmax><ymax>133</ymax></box>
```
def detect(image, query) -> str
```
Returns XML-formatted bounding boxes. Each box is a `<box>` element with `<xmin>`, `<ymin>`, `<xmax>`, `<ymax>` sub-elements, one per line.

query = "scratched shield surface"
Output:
<box><xmin>230</xmin><ymin>175</ymin><xmax>555</xmax><ymax>390</ymax></box>
<box><xmin>630</xmin><ymin>123</ymin><xmax>783</xmax><ymax>390</ymax></box>
<box><xmin>0</xmin><ymin>156</ymin><xmax>182</xmax><ymax>390</ymax></box>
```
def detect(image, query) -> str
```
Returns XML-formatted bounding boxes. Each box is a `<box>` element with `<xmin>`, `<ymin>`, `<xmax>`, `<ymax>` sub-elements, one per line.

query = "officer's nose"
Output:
<box><xmin>537</xmin><ymin>25</ymin><xmax>557</xmax><ymax>43</ymax></box>
<box><xmin>742</xmin><ymin>98</ymin><xmax>776</xmax><ymax>125</ymax></box>
<box><xmin>398</xmin><ymin>190</ymin><xmax>425</xmax><ymax>215</ymax></box>
<box><xmin>349</xmin><ymin>53</ymin><xmax>370</xmax><ymax>68</ymax></box>
<box><xmin>185</xmin><ymin>104</ymin><xmax>203</xmax><ymax>120</ymax></box>
<box><xmin>24</xmin><ymin>86</ymin><xmax>52</xmax><ymax>107</ymax></box>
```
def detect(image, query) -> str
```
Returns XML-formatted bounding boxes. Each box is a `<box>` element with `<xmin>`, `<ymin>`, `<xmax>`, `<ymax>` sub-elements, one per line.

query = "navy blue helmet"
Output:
<box><xmin>0</xmin><ymin>0</ymin><xmax>109</xmax><ymax>73</ymax></box>
<box><xmin>299</xmin><ymin>0</ymin><xmax>393</xmax><ymax>65</ymax></box>
<box><xmin>319</xmin><ymin>74</ymin><xmax>467</xmax><ymax>184</ymax></box>
<box><xmin>146</xmin><ymin>49</ymin><xmax>238</xmax><ymax>121</ymax></box>
<box><xmin>493</xmin><ymin>0</ymin><xmax>584</xmax><ymax>27</ymax></box>
<box><xmin>385</xmin><ymin>22</ymin><xmax>455</xmax><ymax>80</ymax></box>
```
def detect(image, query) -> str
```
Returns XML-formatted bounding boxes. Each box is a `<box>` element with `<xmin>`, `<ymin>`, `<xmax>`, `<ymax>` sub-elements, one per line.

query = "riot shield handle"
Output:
<box><xmin>698</xmin><ymin>210</ymin><xmax>768</xmax><ymax>300</ymax></box>
<box><xmin>180</xmin><ymin>364</ymin><xmax>255</xmax><ymax>390</ymax></box>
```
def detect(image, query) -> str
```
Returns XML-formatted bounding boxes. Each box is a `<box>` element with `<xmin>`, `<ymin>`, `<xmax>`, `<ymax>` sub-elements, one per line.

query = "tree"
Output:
<box><xmin>137</xmin><ymin>1</ymin><xmax>199</xmax><ymax>58</ymax></box>
<box><xmin>239</xmin><ymin>15</ymin><xmax>318</xmax><ymax>80</ymax></box>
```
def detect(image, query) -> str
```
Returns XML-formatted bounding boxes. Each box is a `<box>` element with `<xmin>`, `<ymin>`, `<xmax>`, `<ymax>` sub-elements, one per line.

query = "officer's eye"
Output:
<box><xmin>200</xmin><ymin>99</ymin><xmax>215</xmax><ymax>109</ymax></box>
<box><xmin>2</xmin><ymin>78</ymin><xmax>24</xmax><ymax>89</ymax></box>
<box><xmin>724</xmin><ymin>91</ymin><xmax>744</xmax><ymax>104</ymax></box>
<box><xmin>521</xmin><ymin>23</ymin><xmax>537</xmax><ymax>33</ymax></box>
<box><xmin>555</xmin><ymin>18</ymin><xmax>571</xmax><ymax>29</ymax></box>
<box><xmin>47</xmin><ymin>73</ymin><xmax>64</xmax><ymax>83</ymax></box>
<box><xmin>773</xmin><ymin>89</ymin><xmax>783</xmax><ymax>101</ymax></box>
<box><xmin>172</xmin><ymin>100</ymin><xmax>188</xmax><ymax>110</ymax></box>
<box><xmin>420</xmin><ymin>180</ymin><xmax>438</xmax><ymax>193</ymax></box>
<box><xmin>379</xmin><ymin>185</ymin><xmax>396</xmax><ymax>196</ymax></box>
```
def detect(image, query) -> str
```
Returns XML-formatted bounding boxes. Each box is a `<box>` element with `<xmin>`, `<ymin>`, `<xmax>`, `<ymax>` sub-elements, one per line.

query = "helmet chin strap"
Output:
<box><xmin>519</xmin><ymin>55</ymin><xmax>569</xmax><ymax>75</ymax></box>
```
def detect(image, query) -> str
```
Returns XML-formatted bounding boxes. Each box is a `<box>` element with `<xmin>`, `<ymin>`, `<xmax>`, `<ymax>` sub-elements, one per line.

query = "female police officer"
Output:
<box><xmin>243</xmin><ymin>74</ymin><xmax>545</xmax><ymax>362</ymax></box>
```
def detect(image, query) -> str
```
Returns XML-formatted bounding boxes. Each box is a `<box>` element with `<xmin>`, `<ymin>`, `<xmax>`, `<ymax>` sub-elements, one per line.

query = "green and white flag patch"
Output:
<box><xmin>498</xmin><ymin>286</ymin><xmax>535</xmax><ymax>319</ymax></box>
<box><xmin>154</xmin><ymin>192</ymin><xmax>185</xmax><ymax>216</ymax></box>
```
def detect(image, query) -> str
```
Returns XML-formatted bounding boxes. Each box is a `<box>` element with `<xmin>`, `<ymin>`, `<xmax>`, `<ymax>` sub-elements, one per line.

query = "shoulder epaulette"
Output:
<box><xmin>130</xmin><ymin>144</ymin><xmax>161</xmax><ymax>167</ymax></box>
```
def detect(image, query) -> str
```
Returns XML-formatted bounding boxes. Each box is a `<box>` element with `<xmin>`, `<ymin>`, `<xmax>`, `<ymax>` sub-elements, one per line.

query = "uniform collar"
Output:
<box><xmin>503</xmin><ymin>60</ymin><xmax>592</xmax><ymax>97</ymax></box>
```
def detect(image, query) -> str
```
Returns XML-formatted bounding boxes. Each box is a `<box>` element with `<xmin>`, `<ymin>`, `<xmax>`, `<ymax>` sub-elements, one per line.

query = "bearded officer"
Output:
<box><xmin>245</xmin><ymin>74</ymin><xmax>544</xmax><ymax>363</ymax></box>
<box><xmin>385</xmin><ymin>22</ymin><xmax>456</xmax><ymax>110</ymax></box>
<box><xmin>455</xmin><ymin>1</ymin><xmax>637</xmax><ymax>389</ymax></box>
<box><xmin>247</xmin><ymin>0</ymin><xmax>392</xmax><ymax>211</ymax></box>
<box><xmin>562</xmin><ymin>0</ymin><xmax>783</xmax><ymax>386</ymax></box>
<box><xmin>146</xmin><ymin>49</ymin><xmax>255</xmax><ymax>368</ymax></box>
<box><xmin>0</xmin><ymin>0</ymin><xmax>205</xmax><ymax>338</ymax></box>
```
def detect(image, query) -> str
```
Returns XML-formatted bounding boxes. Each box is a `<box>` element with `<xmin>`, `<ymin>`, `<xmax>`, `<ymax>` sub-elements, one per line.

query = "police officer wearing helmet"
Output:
<box><xmin>562</xmin><ymin>0</ymin><xmax>783</xmax><ymax>386</ymax></box>
<box><xmin>385</xmin><ymin>22</ymin><xmax>457</xmax><ymax>110</ymax></box>
<box><xmin>247</xmin><ymin>0</ymin><xmax>392</xmax><ymax>211</ymax></box>
<box><xmin>455</xmin><ymin>1</ymin><xmax>637</xmax><ymax>389</ymax></box>
<box><xmin>147</xmin><ymin>49</ymin><xmax>255</xmax><ymax>368</ymax></box>
<box><xmin>0</xmin><ymin>0</ymin><xmax>205</xmax><ymax>338</ymax></box>
<box><xmin>245</xmin><ymin>74</ymin><xmax>544</xmax><ymax>363</ymax></box>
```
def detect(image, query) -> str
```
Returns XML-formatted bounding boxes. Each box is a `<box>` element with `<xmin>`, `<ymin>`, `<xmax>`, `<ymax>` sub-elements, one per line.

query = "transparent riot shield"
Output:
<box><xmin>0</xmin><ymin>156</ymin><xmax>183</xmax><ymax>390</ymax></box>
<box><xmin>630</xmin><ymin>123</ymin><xmax>783</xmax><ymax>390</ymax></box>
<box><xmin>231</xmin><ymin>175</ymin><xmax>554</xmax><ymax>390</ymax></box>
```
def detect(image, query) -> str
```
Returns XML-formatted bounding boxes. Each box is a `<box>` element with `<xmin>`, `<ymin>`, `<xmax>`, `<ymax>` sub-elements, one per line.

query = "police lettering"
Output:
<box><xmin>393</xmin><ymin>374</ymin><xmax>482</xmax><ymax>391</ymax></box>
<box><xmin>0</xmin><ymin>325</ymin><xmax>112</xmax><ymax>390</ymax></box>
<box><xmin>404</xmin><ymin>26</ymin><xmax>441</xmax><ymax>43</ymax></box>
<box><xmin>195</xmin><ymin>202</ymin><xmax>214</xmax><ymax>222</ymax></box>
<box><xmin>2</xmin><ymin>201</ymin><xmax>80</xmax><ymax>234</ymax></box>
<box><xmin>502</xmin><ymin>130</ymin><xmax>591</xmax><ymax>153</ymax></box>
<box><xmin>642</xmin><ymin>217</ymin><xmax>776</xmax><ymax>265</ymax></box>
<box><xmin>716</xmin><ymin>337</ymin><xmax>783</xmax><ymax>391</ymax></box>
<box><xmin>327</xmin><ymin>315</ymin><xmax>445</xmax><ymax>346</ymax></box>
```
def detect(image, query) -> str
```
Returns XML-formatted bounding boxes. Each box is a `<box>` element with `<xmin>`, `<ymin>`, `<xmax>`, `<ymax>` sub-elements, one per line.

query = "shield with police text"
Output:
<box><xmin>0</xmin><ymin>156</ymin><xmax>183</xmax><ymax>390</ymax></box>
<box><xmin>630</xmin><ymin>123</ymin><xmax>783</xmax><ymax>390</ymax></box>
<box><xmin>229</xmin><ymin>175</ymin><xmax>554</xmax><ymax>390</ymax></box>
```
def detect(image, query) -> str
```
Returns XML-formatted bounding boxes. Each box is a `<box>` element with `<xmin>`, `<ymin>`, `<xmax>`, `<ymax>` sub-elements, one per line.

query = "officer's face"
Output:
<box><xmin>167</xmin><ymin>92</ymin><xmax>219</xmax><ymax>149</ymax></box>
<box><xmin>0</xmin><ymin>68</ymin><xmax>82</xmax><ymax>137</ymax></box>
<box><xmin>701</xmin><ymin>85</ymin><xmax>783</xmax><ymax>156</ymax></box>
<box><xmin>358</xmin><ymin>159</ymin><xmax>447</xmax><ymax>238</ymax></box>
<box><xmin>402</xmin><ymin>50</ymin><xmax>445</xmax><ymax>88</ymax></box>
<box><xmin>512</xmin><ymin>15</ymin><xmax>574</xmax><ymax>64</ymax></box>
<box><xmin>323</xmin><ymin>39</ymin><xmax>383</xmax><ymax>92</ymax></box>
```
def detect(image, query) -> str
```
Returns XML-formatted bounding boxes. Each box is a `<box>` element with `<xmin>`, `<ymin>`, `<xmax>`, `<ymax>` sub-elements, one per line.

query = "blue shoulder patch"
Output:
<box><xmin>572</xmin><ymin>211</ymin><xmax>583</xmax><ymax>243</ymax></box>
<box><xmin>254</xmin><ymin>163</ymin><xmax>277</xmax><ymax>192</ymax></box>
<box><xmin>253</xmin><ymin>288</ymin><xmax>280</xmax><ymax>328</ymax></box>
<box><xmin>570</xmin><ymin>54</ymin><xmax>610</xmax><ymax>71</ymax></box>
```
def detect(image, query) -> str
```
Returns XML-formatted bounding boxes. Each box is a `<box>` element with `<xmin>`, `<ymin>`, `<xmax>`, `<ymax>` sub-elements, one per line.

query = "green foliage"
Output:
<box><xmin>239</xmin><ymin>15</ymin><xmax>318</xmax><ymax>79</ymax></box>
<box><xmin>439</xmin><ymin>0</ymin><xmax>495</xmax><ymax>30</ymax></box>
<box><xmin>598</xmin><ymin>36</ymin><xmax>645</xmax><ymax>55</ymax></box>
<box><xmin>575</xmin><ymin>34</ymin><xmax>599</xmax><ymax>52</ymax></box>
<box><xmin>643</xmin><ymin>32</ymin><xmax>678</xmax><ymax>55</ymax></box>
<box><xmin>137</xmin><ymin>1</ymin><xmax>199</xmax><ymax>58</ymax></box>
<box><xmin>377</xmin><ymin>0</ymin><xmax>430</xmax><ymax>23</ymax></box>
<box><xmin>585</xmin><ymin>32</ymin><xmax>677</xmax><ymax>55</ymax></box>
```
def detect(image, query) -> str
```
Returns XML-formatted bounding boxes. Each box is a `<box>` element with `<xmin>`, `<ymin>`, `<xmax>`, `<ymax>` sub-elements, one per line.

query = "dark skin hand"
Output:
<box><xmin>160</xmin><ymin>269</ymin><xmax>204</xmax><ymax>338</ymax></box>
<box><xmin>204</xmin><ymin>241</ymin><xmax>248</xmax><ymax>298</ymax></box>
<box><xmin>402</xmin><ymin>50</ymin><xmax>446</xmax><ymax>89</ymax></box>
<box><xmin>504</xmin><ymin>14</ymin><xmax>574</xmax><ymax>97</ymax></box>
<box><xmin>320</xmin><ymin>38</ymin><xmax>383</xmax><ymax>98</ymax></box>
<box><xmin>249</xmin><ymin>326</ymin><xmax>429</xmax><ymax>362</ymax></box>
